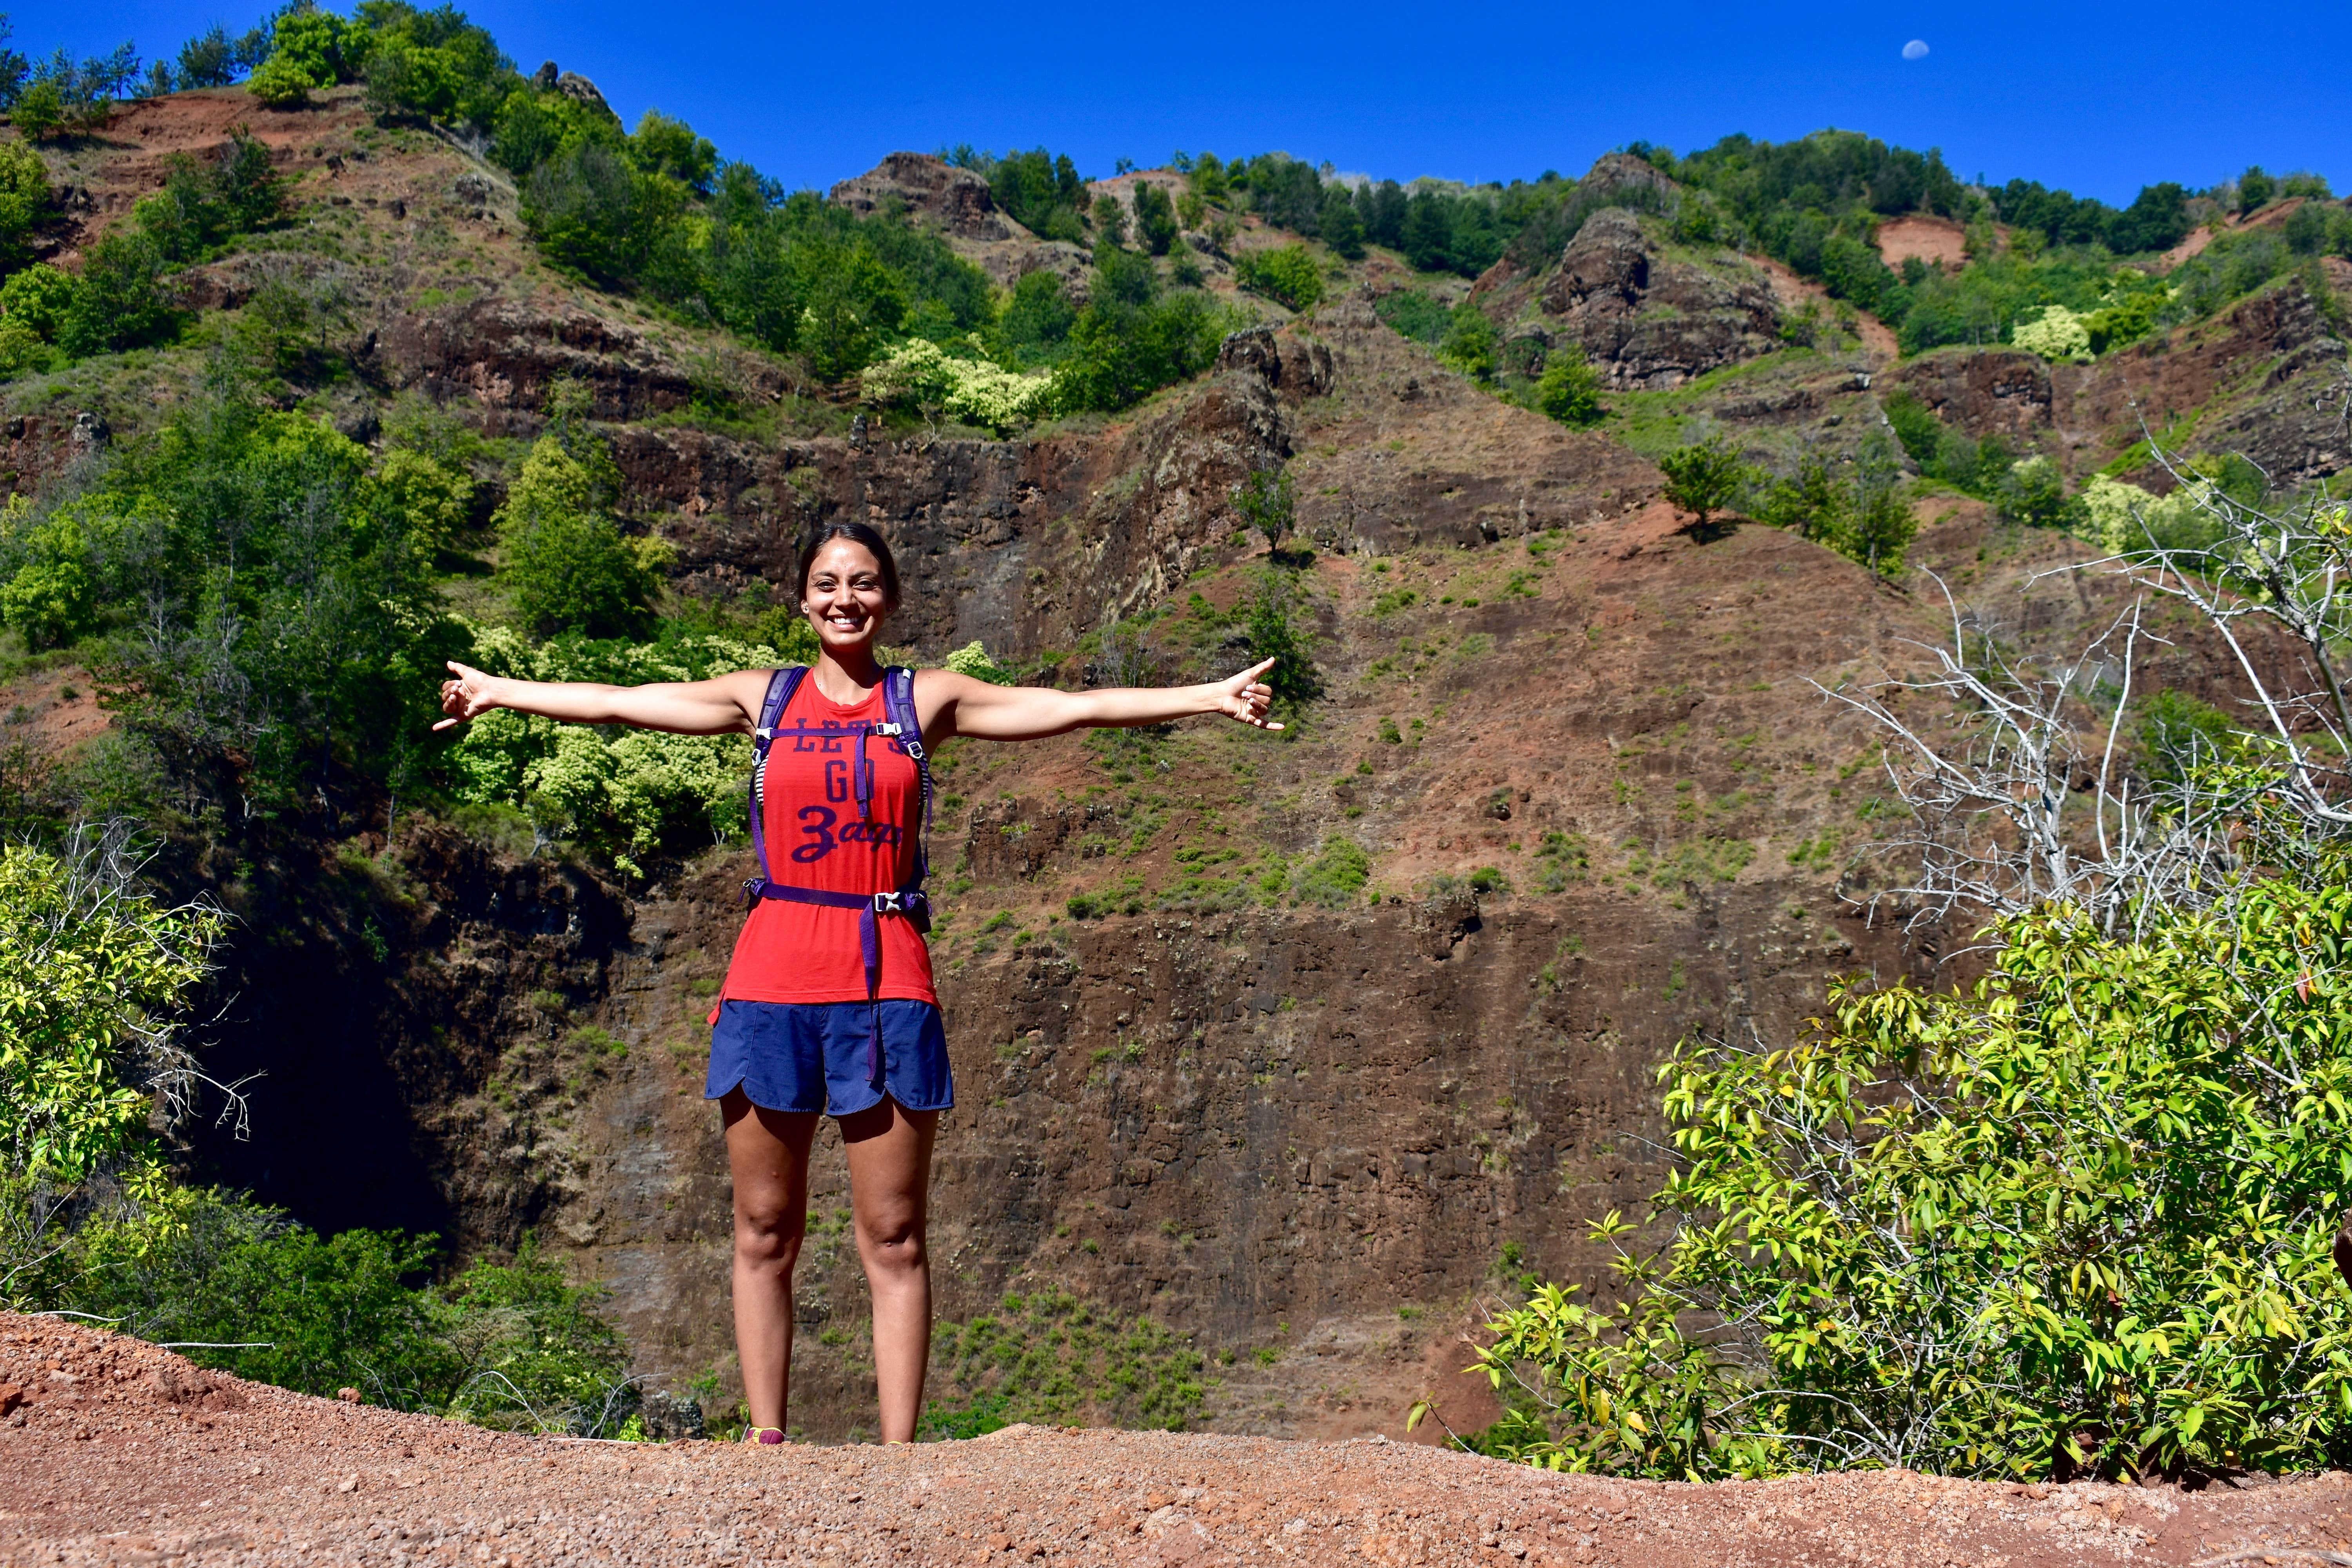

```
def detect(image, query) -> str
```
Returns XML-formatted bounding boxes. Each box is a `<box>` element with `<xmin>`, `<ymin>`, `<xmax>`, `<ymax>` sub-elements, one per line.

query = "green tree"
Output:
<box><xmin>1241</xmin><ymin>568</ymin><xmax>1318</xmax><ymax>704</ymax></box>
<box><xmin>0</xmin><ymin>837</ymin><xmax>223</xmax><ymax>1189</ymax></box>
<box><xmin>1997</xmin><ymin>454</ymin><xmax>2082</xmax><ymax>530</ymax></box>
<box><xmin>1090</xmin><ymin>192</ymin><xmax>1126</xmax><ymax>247</ymax></box>
<box><xmin>628</xmin><ymin>109</ymin><xmax>715</xmax><ymax>195</ymax></box>
<box><xmin>995</xmin><ymin>269</ymin><xmax>1076</xmax><ymax>366</ymax></box>
<box><xmin>1131</xmin><ymin>181</ymin><xmax>1179</xmax><ymax>256</ymax></box>
<box><xmin>0</xmin><ymin>134</ymin><xmax>47</xmax><ymax>269</ymax></box>
<box><xmin>495</xmin><ymin>420</ymin><xmax>662</xmax><ymax>640</ymax></box>
<box><xmin>1232</xmin><ymin>466</ymin><xmax>1295</xmax><ymax>554</ymax></box>
<box><xmin>1657</xmin><ymin>437</ymin><xmax>1748</xmax><ymax>530</ymax></box>
<box><xmin>1318</xmin><ymin>186</ymin><xmax>1365</xmax><ymax>260</ymax></box>
<box><xmin>1534</xmin><ymin>354</ymin><xmax>1606</xmax><ymax>427</ymax></box>
<box><xmin>9</xmin><ymin>80</ymin><xmax>63</xmax><ymax>142</ymax></box>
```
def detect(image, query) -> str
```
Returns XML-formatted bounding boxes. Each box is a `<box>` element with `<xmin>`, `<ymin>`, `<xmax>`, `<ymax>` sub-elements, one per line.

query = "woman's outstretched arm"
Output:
<box><xmin>924</xmin><ymin>658</ymin><xmax>1282</xmax><ymax>743</ymax></box>
<box><xmin>435</xmin><ymin>661</ymin><xmax>774</xmax><ymax>736</ymax></box>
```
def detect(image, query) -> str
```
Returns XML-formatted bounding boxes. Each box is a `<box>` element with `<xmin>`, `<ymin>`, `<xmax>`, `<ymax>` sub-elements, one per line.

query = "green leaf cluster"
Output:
<box><xmin>0</xmin><ymin>841</ymin><xmax>221</xmax><ymax>1186</ymax></box>
<box><xmin>1477</xmin><ymin>878</ymin><xmax>2352</xmax><ymax>1481</ymax></box>
<box><xmin>444</xmin><ymin>624</ymin><xmax>787</xmax><ymax>870</ymax></box>
<box><xmin>1232</xmin><ymin>244</ymin><xmax>1323</xmax><ymax>313</ymax></box>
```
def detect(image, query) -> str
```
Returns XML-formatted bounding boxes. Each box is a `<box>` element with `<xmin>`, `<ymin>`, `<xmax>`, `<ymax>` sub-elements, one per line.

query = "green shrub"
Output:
<box><xmin>1051</xmin><ymin>249</ymin><xmax>1229</xmax><ymax>414</ymax></box>
<box><xmin>494</xmin><ymin>411</ymin><xmax>664</xmax><ymax>639</ymax></box>
<box><xmin>1239</xmin><ymin>568</ymin><xmax>1318</xmax><ymax>703</ymax></box>
<box><xmin>1374</xmin><ymin>289</ymin><xmax>1450</xmax><ymax>344</ymax></box>
<box><xmin>1132</xmin><ymin>182</ymin><xmax>1179</xmax><ymax>256</ymax></box>
<box><xmin>1534</xmin><ymin>354</ymin><xmax>1605</xmax><ymax>427</ymax></box>
<box><xmin>244</xmin><ymin>51</ymin><xmax>316</xmax><ymax>107</ymax></box>
<box><xmin>1997</xmin><ymin>454</ymin><xmax>2083</xmax><ymax>530</ymax></box>
<box><xmin>1749</xmin><ymin>437</ymin><xmax>1916</xmax><ymax>575</ymax></box>
<box><xmin>995</xmin><ymin>269</ymin><xmax>1077</xmax><ymax>366</ymax></box>
<box><xmin>1657</xmin><ymin>438</ymin><xmax>1748</xmax><ymax>530</ymax></box>
<box><xmin>942</xmin><ymin>640</ymin><xmax>1017</xmax><ymax>686</ymax></box>
<box><xmin>1294</xmin><ymin>837</ymin><xmax>1370</xmax><ymax>907</ymax></box>
<box><xmin>0</xmin><ymin>840</ymin><xmax>223</xmax><ymax>1190</ymax></box>
<box><xmin>1232</xmin><ymin>466</ymin><xmax>1294</xmax><ymax>553</ymax></box>
<box><xmin>1437</xmin><ymin>301</ymin><xmax>1497</xmax><ymax>381</ymax></box>
<box><xmin>1477</xmin><ymin>879</ymin><xmax>2352</xmax><ymax>1481</ymax></box>
<box><xmin>1233</xmin><ymin>244</ymin><xmax>1323</xmax><ymax>312</ymax></box>
<box><xmin>0</xmin><ymin>134</ymin><xmax>47</xmax><ymax>269</ymax></box>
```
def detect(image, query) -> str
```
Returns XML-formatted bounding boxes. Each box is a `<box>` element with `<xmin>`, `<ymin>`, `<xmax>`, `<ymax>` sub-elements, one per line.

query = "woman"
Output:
<box><xmin>435</xmin><ymin>521</ymin><xmax>1281</xmax><ymax>1444</ymax></box>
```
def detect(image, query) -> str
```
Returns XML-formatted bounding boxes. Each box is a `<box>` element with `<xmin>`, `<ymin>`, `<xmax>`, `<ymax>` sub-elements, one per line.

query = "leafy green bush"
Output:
<box><xmin>1131</xmin><ymin>182</ymin><xmax>1179</xmax><ymax>256</ymax></box>
<box><xmin>860</xmin><ymin>338</ymin><xmax>1055</xmax><ymax>434</ymax></box>
<box><xmin>1534</xmin><ymin>355</ymin><xmax>1606</xmax><ymax>427</ymax></box>
<box><xmin>1657</xmin><ymin>438</ymin><xmax>1748</xmax><ymax>530</ymax></box>
<box><xmin>1437</xmin><ymin>301</ymin><xmax>1497</xmax><ymax>381</ymax></box>
<box><xmin>0</xmin><ymin>376</ymin><xmax>458</xmax><ymax>799</ymax></box>
<box><xmin>1880</xmin><ymin>388</ymin><xmax>2013</xmax><ymax>495</ymax></box>
<box><xmin>0</xmin><ymin>134</ymin><xmax>46</xmax><ymax>269</ymax></box>
<box><xmin>1238</xmin><ymin>568</ymin><xmax>1318</xmax><ymax>704</ymax></box>
<box><xmin>1996</xmin><ymin>454</ymin><xmax>2083</xmax><ymax>531</ymax></box>
<box><xmin>1231</xmin><ymin>466</ymin><xmax>1294</xmax><ymax>553</ymax></box>
<box><xmin>1374</xmin><ymin>289</ymin><xmax>1450</xmax><ymax>344</ymax></box>
<box><xmin>995</xmin><ymin>269</ymin><xmax>1078</xmax><ymax>367</ymax></box>
<box><xmin>1475</xmin><ymin>880</ymin><xmax>2352</xmax><ymax>1481</ymax></box>
<box><xmin>0</xmin><ymin>838</ymin><xmax>222</xmax><ymax>1190</ymax></box>
<box><xmin>942</xmin><ymin>641</ymin><xmax>1016</xmax><ymax>684</ymax></box>
<box><xmin>445</xmin><ymin>625</ymin><xmax>780</xmax><ymax>872</ymax></box>
<box><xmin>1749</xmin><ymin>436</ymin><xmax>1916</xmax><ymax>574</ymax></box>
<box><xmin>1293</xmin><ymin>837</ymin><xmax>1370</xmax><ymax>907</ymax></box>
<box><xmin>1233</xmin><ymin>244</ymin><xmax>1323</xmax><ymax>312</ymax></box>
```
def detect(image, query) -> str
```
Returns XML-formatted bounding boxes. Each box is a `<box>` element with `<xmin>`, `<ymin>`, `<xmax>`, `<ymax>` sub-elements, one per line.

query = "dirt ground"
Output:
<box><xmin>9</xmin><ymin>1316</ymin><xmax>2352</xmax><ymax>1567</ymax></box>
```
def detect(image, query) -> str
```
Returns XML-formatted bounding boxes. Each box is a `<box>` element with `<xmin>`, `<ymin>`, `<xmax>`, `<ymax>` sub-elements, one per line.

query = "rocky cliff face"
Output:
<box><xmin>196</xmin><ymin>297</ymin><xmax>2177</xmax><ymax>1437</ymax></box>
<box><xmin>1530</xmin><ymin>210</ymin><xmax>1782</xmax><ymax>387</ymax></box>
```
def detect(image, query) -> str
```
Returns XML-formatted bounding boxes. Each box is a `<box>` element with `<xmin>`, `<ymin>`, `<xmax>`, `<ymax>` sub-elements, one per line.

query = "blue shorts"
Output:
<box><xmin>706</xmin><ymin>1000</ymin><xmax>955</xmax><ymax>1117</ymax></box>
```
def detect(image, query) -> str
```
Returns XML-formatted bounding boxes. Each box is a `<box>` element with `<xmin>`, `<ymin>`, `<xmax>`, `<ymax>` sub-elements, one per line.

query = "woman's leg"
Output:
<box><xmin>839</xmin><ymin>1097</ymin><xmax>940</xmax><ymax>1443</ymax></box>
<box><xmin>722</xmin><ymin>1088</ymin><xmax>820</xmax><ymax>1434</ymax></box>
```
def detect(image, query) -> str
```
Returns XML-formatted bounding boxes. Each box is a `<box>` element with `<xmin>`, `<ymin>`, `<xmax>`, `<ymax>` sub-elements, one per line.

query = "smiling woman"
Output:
<box><xmin>433</xmin><ymin>519</ymin><xmax>1280</xmax><ymax>1445</ymax></box>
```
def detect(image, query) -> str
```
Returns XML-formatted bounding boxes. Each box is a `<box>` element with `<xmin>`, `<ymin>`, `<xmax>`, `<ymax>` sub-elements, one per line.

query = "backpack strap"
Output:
<box><xmin>745</xmin><ymin>665</ymin><xmax>808</xmax><ymax>894</ymax></box>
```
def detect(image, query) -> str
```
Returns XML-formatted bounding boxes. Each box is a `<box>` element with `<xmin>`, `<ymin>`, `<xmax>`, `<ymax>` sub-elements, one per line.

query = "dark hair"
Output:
<box><xmin>796</xmin><ymin>522</ymin><xmax>902</xmax><ymax>608</ymax></box>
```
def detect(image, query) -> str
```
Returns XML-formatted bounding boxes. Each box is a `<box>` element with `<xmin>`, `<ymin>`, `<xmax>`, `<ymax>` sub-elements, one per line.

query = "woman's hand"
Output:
<box><xmin>435</xmin><ymin>661</ymin><xmax>500</xmax><ymax>730</ymax></box>
<box><xmin>1212</xmin><ymin>658</ymin><xmax>1283</xmax><ymax>731</ymax></box>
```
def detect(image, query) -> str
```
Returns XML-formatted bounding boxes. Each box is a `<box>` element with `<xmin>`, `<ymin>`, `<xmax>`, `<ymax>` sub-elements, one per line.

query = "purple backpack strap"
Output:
<box><xmin>745</xmin><ymin>666</ymin><xmax>807</xmax><ymax>898</ymax></box>
<box><xmin>882</xmin><ymin>667</ymin><xmax>931</xmax><ymax>835</ymax></box>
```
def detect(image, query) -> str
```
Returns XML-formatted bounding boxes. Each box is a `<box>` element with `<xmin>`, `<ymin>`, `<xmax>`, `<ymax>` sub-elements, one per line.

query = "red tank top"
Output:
<box><xmin>713</xmin><ymin>674</ymin><xmax>937</xmax><ymax>1009</ymax></box>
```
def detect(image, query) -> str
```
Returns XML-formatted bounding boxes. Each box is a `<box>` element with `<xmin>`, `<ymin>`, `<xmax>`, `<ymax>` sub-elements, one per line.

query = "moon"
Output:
<box><xmin>1901</xmin><ymin>39</ymin><xmax>1929</xmax><ymax>60</ymax></box>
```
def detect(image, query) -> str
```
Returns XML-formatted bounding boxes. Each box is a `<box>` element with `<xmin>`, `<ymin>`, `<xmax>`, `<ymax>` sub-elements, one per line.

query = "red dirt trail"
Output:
<box><xmin>8</xmin><ymin>1317</ymin><xmax>2352</xmax><ymax>1566</ymax></box>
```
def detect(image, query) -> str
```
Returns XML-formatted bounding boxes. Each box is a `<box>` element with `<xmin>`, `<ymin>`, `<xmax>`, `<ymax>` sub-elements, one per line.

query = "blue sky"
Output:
<box><xmin>19</xmin><ymin>0</ymin><xmax>2350</xmax><ymax>204</ymax></box>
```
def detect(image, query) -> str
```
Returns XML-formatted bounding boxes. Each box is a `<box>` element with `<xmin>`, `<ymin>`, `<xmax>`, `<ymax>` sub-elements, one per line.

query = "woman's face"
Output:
<box><xmin>800</xmin><ymin>539</ymin><xmax>894</xmax><ymax>655</ymax></box>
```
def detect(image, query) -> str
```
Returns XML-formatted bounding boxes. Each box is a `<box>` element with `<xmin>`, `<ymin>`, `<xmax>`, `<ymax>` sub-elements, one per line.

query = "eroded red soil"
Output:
<box><xmin>9</xmin><ymin>1316</ymin><xmax>2352</xmax><ymax>1567</ymax></box>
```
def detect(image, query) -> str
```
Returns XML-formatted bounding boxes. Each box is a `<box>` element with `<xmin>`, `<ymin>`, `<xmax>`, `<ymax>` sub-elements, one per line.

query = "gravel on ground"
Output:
<box><xmin>7</xmin><ymin>1314</ymin><xmax>2352</xmax><ymax>1566</ymax></box>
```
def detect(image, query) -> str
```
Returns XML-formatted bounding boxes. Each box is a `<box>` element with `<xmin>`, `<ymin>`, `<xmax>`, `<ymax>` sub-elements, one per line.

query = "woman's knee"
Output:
<box><xmin>734</xmin><ymin>1202</ymin><xmax>806</xmax><ymax>1268</ymax></box>
<box><xmin>855</xmin><ymin>1209</ymin><xmax>927</xmax><ymax>1272</ymax></box>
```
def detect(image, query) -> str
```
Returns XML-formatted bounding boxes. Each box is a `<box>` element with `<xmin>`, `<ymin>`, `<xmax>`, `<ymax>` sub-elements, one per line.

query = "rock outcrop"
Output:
<box><xmin>828</xmin><ymin>151</ymin><xmax>1021</xmax><ymax>242</ymax></box>
<box><xmin>1537</xmin><ymin>210</ymin><xmax>1782</xmax><ymax>386</ymax></box>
